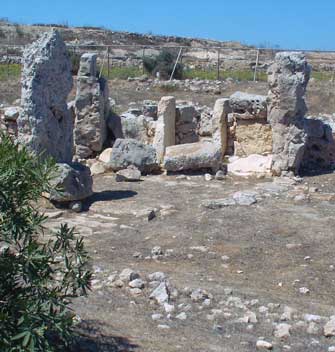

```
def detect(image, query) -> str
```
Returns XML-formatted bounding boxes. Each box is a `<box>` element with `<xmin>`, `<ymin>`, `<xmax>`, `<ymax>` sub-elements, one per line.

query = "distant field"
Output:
<box><xmin>0</xmin><ymin>64</ymin><xmax>21</xmax><ymax>81</ymax></box>
<box><xmin>0</xmin><ymin>64</ymin><xmax>333</xmax><ymax>83</ymax></box>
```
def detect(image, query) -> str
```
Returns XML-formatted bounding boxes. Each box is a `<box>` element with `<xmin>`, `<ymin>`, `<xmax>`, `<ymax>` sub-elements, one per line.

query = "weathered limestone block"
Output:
<box><xmin>268</xmin><ymin>52</ymin><xmax>311</xmax><ymax>175</ymax></box>
<box><xmin>163</xmin><ymin>140</ymin><xmax>221</xmax><ymax>172</ymax></box>
<box><xmin>120</xmin><ymin>112</ymin><xmax>155</xmax><ymax>144</ymax></box>
<box><xmin>17</xmin><ymin>30</ymin><xmax>73</xmax><ymax>162</ymax></box>
<box><xmin>175</xmin><ymin>103</ymin><xmax>198</xmax><ymax>144</ymax></box>
<box><xmin>142</xmin><ymin>100</ymin><xmax>158</xmax><ymax>119</ymax></box>
<box><xmin>74</xmin><ymin>53</ymin><xmax>109</xmax><ymax>159</ymax></box>
<box><xmin>109</xmin><ymin>138</ymin><xmax>159</xmax><ymax>174</ymax></box>
<box><xmin>234</xmin><ymin>120</ymin><xmax>273</xmax><ymax>156</ymax></box>
<box><xmin>302</xmin><ymin>117</ymin><xmax>335</xmax><ymax>170</ymax></box>
<box><xmin>49</xmin><ymin>163</ymin><xmax>93</xmax><ymax>202</ymax></box>
<box><xmin>229</xmin><ymin>92</ymin><xmax>267</xmax><ymax>119</ymax></box>
<box><xmin>227</xmin><ymin>155</ymin><xmax>272</xmax><ymax>177</ymax></box>
<box><xmin>198</xmin><ymin>108</ymin><xmax>213</xmax><ymax>137</ymax></box>
<box><xmin>153</xmin><ymin>96</ymin><xmax>176</xmax><ymax>163</ymax></box>
<box><xmin>212</xmin><ymin>98</ymin><xmax>231</xmax><ymax>160</ymax></box>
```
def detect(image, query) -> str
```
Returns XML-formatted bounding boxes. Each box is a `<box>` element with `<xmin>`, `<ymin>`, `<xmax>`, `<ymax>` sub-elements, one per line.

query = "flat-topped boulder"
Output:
<box><xmin>163</xmin><ymin>140</ymin><xmax>221</xmax><ymax>172</ymax></box>
<box><xmin>108</xmin><ymin>138</ymin><xmax>159</xmax><ymax>173</ymax></box>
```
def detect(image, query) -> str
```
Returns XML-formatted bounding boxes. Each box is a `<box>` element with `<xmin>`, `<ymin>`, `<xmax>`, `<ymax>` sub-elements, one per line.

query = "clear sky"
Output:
<box><xmin>2</xmin><ymin>0</ymin><xmax>335</xmax><ymax>50</ymax></box>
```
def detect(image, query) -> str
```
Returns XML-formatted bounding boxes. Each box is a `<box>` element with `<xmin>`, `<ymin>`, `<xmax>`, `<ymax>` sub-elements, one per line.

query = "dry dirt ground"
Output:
<box><xmin>1</xmin><ymin>77</ymin><xmax>335</xmax><ymax>116</ymax></box>
<box><xmin>43</xmin><ymin>171</ymin><xmax>335</xmax><ymax>352</ymax></box>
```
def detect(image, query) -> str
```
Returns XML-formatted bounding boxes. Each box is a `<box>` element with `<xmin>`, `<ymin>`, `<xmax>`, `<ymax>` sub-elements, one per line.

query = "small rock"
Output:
<box><xmin>150</xmin><ymin>282</ymin><xmax>170</xmax><ymax>305</ymax></box>
<box><xmin>204</xmin><ymin>173</ymin><xmax>213</xmax><ymax>181</ymax></box>
<box><xmin>69</xmin><ymin>201</ymin><xmax>82</xmax><ymax>213</ymax></box>
<box><xmin>176</xmin><ymin>312</ymin><xmax>187</xmax><ymax>320</ymax></box>
<box><xmin>299</xmin><ymin>287</ymin><xmax>310</xmax><ymax>295</ymax></box>
<box><xmin>324</xmin><ymin>317</ymin><xmax>335</xmax><ymax>337</ymax></box>
<box><xmin>129</xmin><ymin>278</ymin><xmax>145</xmax><ymax>289</ymax></box>
<box><xmin>233</xmin><ymin>191</ymin><xmax>257</xmax><ymax>206</ymax></box>
<box><xmin>116</xmin><ymin>165</ymin><xmax>141</xmax><ymax>182</ymax></box>
<box><xmin>148</xmin><ymin>272</ymin><xmax>166</xmax><ymax>282</ymax></box>
<box><xmin>256</xmin><ymin>340</ymin><xmax>273</xmax><ymax>350</ymax></box>
<box><xmin>215</xmin><ymin>170</ymin><xmax>226</xmax><ymax>180</ymax></box>
<box><xmin>151</xmin><ymin>246</ymin><xmax>163</xmax><ymax>256</ymax></box>
<box><xmin>119</xmin><ymin>268</ymin><xmax>140</xmax><ymax>282</ymax></box>
<box><xmin>274</xmin><ymin>323</ymin><xmax>291</xmax><ymax>339</ymax></box>
<box><xmin>152</xmin><ymin>313</ymin><xmax>163</xmax><ymax>321</ymax></box>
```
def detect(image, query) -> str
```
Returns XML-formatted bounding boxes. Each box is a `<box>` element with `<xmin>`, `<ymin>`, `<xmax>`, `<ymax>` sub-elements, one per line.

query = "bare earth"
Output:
<box><xmin>43</xmin><ymin>171</ymin><xmax>335</xmax><ymax>352</ymax></box>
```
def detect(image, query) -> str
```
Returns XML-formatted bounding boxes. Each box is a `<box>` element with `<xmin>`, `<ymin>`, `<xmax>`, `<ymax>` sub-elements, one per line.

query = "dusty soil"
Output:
<box><xmin>43</xmin><ymin>172</ymin><xmax>335</xmax><ymax>352</ymax></box>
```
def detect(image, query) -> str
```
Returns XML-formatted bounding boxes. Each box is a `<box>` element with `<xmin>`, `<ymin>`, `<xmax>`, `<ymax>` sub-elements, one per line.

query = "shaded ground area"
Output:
<box><xmin>44</xmin><ymin>172</ymin><xmax>335</xmax><ymax>351</ymax></box>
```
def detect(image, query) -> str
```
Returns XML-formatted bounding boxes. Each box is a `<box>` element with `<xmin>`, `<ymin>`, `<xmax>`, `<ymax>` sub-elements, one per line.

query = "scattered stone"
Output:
<box><xmin>176</xmin><ymin>312</ymin><xmax>187</xmax><ymax>320</ymax></box>
<box><xmin>116</xmin><ymin>165</ymin><xmax>141</xmax><ymax>182</ymax></box>
<box><xmin>190</xmin><ymin>288</ymin><xmax>212</xmax><ymax>303</ymax></box>
<box><xmin>204</xmin><ymin>173</ymin><xmax>213</xmax><ymax>181</ymax></box>
<box><xmin>150</xmin><ymin>282</ymin><xmax>170</xmax><ymax>305</ymax></box>
<box><xmin>274</xmin><ymin>323</ymin><xmax>291</xmax><ymax>339</ymax></box>
<box><xmin>202</xmin><ymin>198</ymin><xmax>236</xmax><ymax>209</ymax></box>
<box><xmin>152</xmin><ymin>313</ymin><xmax>163</xmax><ymax>321</ymax></box>
<box><xmin>119</xmin><ymin>269</ymin><xmax>140</xmax><ymax>283</ymax></box>
<box><xmin>324</xmin><ymin>317</ymin><xmax>335</xmax><ymax>337</ymax></box>
<box><xmin>99</xmin><ymin>148</ymin><xmax>113</xmax><ymax>163</ymax></box>
<box><xmin>148</xmin><ymin>272</ymin><xmax>166</xmax><ymax>282</ymax></box>
<box><xmin>256</xmin><ymin>340</ymin><xmax>273</xmax><ymax>350</ymax></box>
<box><xmin>129</xmin><ymin>278</ymin><xmax>146</xmax><ymax>289</ymax></box>
<box><xmin>215</xmin><ymin>170</ymin><xmax>226</xmax><ymax>180</ymax></box>
<box><xmin>232</xmin><ymin>191</ymin><xmax>257</xmax><ymax>205</ymax></box>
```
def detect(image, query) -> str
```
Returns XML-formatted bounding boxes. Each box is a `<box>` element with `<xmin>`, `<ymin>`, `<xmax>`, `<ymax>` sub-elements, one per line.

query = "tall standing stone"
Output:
<box><xmin>74</xmin><ymin>53</ymin><xmax>109</xmax><ymax>159</ymax></box>
<box><xmin>268</xmin><ymin>52</ymin><xmax>311</xmax><ymax>175</ymax></box>
<box><xmin>212</xmin><ymin>98</ymin><xmax>231</xmax><ymax>160</ymax></box>
<box><xmin>153</xmin><ymin>96</ymin><xmax>176</xmax><ymax>163</ymax></box>
<box><xmin>17</xmin><ymin>30</ymin><xmax>73</xmax><ymax>162</ymax></box>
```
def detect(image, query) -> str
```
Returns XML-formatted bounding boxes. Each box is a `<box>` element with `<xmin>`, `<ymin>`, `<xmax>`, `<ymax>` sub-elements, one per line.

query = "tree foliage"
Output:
<box><xmin>0</xmin><ymin>135</ymin><xmax>91</xmax><ymax>352</ymax></box>
<box><xmin>143</xmin><ymin>50</ymin><xmax>183</xmax><ymax>80</ymax></box>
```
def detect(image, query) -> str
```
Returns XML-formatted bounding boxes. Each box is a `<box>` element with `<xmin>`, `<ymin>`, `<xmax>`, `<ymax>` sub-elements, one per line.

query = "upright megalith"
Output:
<box><xmin>17</xmin><ymin>30</ymin><xmax>73</xmax><ymax>163</ymax></box>
<box><xmin>153</xmin><ymin>96</ymin><xmax>176</xmax><ymax>163</ymax></box>
<box><xmin>212</xmin><ymin>98</ymin><xmax>231</xmax><ymax>160</ymax></box>
<box><xmin>74</xmin><ymin>53</ymin><xmax>109</xmax><ymax>159</ymax></box>
<box><xmin>267</xmin><ymin>52</ymin><xmax>311</xmax><ymax>175</ymax></box>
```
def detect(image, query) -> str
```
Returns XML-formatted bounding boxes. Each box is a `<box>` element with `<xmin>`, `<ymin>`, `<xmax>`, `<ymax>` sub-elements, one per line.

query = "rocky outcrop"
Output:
<box><xmin>153</xmin><ymin>96</ymin><xmax>176</xmax><ymax>163</ymax></box>
<box><xmin>109</xmin><ymin>138</ymin><xmax>159</xmax><ymax>173</ymax></box>
<box><xmin>268</xmin><ymin>52</ymin><xmax>311</xmax><ymax>176</ymax></box>
<box><xmin>74</xmin><ymin>53</ymin><xmax>109</xmax><ymax>159</ymax></box>
<box><xmin>17</xmin><ymin>30</ymin><xmax>73</xmax><ymax>162</ymax></box>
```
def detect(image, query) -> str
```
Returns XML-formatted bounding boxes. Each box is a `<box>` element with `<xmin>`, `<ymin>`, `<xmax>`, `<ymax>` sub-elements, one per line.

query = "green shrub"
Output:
<box><xmin>0</xmin><ymin>134</ymin><xmax>91</xmax><ymax>352</ymax></box>
<box><xmin>68</xmin><ymin>50</ymin><xmax>81</xmax><ymax>75</ymax></box>
<box><xmin>143</xmin><ymin>50</ymin><xmax>183</xmax><ymax>80</ymax></box>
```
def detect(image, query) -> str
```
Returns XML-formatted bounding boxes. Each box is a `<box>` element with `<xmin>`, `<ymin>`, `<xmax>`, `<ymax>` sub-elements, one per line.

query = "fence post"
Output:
<box><xmin>142</xmin><ymin>48</ymin><xmax>145</xmax><ymax>75</ymax></box>
<box><xmin>217</xmin><ymin>50</ymin><xmax>220</xmax><ymax>80</ymax></box>
<box><xmin>107</xmin><ymin>47</ymin><xmax>110</xmax><ymax>79</ymax></box>
<box><xmin>253</xmin><ymin>49</ymin><xmax>260</xmax><ymax>82</ymax></box>
<box><xmin>170</xmin><ymin>48</ymin><xmax>183</xmax><ymax>81</ymax></box>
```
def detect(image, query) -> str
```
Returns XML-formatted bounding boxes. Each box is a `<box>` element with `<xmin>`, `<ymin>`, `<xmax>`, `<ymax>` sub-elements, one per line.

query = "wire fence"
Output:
<box><xmin>1</xmin><ymin>43</ymin><xmax>335</xmax><ymax>83</ymax></box>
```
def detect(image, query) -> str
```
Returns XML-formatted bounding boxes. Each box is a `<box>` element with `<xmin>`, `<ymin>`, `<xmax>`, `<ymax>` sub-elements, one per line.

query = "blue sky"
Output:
<box><xmin>2</xmin><ymin>0</ymin><xmax>335</xmax><ymax>50</ymax></box>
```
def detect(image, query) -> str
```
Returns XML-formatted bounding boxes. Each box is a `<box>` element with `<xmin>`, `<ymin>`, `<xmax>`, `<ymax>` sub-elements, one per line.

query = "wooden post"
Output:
<box><xmin>253</xmin><ymin>49</ymin><xmax>260</xmax><ymax>82</ymax></box>
<box><xmin>217</xmin><ymin>50</ymin><xmax>220</xmax><ymax>80</ymax></box>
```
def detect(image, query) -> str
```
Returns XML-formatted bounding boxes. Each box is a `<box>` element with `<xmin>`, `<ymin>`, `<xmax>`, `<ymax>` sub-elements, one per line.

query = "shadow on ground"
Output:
<box><xmin>83</xmin><ymin>190</ymin><xmax>138</xmax><ymax>211</ymax></box>
<box><xmin>71</xmin><ymin>320</ymin><xmax>138</xmax><ymax>352</ymax></box>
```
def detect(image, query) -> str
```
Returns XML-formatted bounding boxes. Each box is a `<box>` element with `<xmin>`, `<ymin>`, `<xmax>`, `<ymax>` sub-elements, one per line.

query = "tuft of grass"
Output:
<box><xmin>311</xmin><ymin>71</ymin><xmax>334</xmax><ymax>81</ymax></box>
<box><xmin>99</xmin><ymin>66</ymin><xmax>143</xmax><ymax>80</ymax></box>
<box><xmin>0</xmin><ymin>64</ymin><xmax>21</xmax><ymax>81</ymax></box>
<box><xmin>183</xmin><ymin>68</ymin><xmax>268</xmax><ymax>82</ymax></box>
